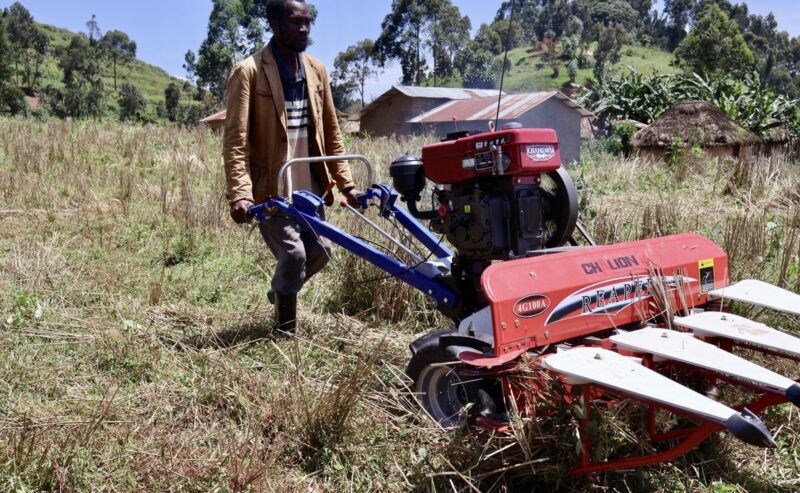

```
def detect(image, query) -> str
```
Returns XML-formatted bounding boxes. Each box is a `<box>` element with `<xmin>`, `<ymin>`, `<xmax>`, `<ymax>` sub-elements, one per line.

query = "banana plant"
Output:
<box><xmin>581</xmin><ymin>69</ymin><xmax>800</xmax><ymax>139</ymax></box>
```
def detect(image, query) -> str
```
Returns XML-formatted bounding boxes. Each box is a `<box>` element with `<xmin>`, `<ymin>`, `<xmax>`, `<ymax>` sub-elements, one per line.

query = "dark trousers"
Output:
<box><xmin>258</xmin><ymin>212</ymin><xmax>332</xmax><ymax>295</ymax></box>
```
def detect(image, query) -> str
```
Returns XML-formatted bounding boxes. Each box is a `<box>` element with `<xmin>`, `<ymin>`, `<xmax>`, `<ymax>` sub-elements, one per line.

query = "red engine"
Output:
<box><xmin>421</xmin><ymin>128</ymin><xmax>562</xmax><ymax>184</ymax></box>
<box><xmin>390</xmin><ymin>127</ymin><xmax>578</xmax><ymax>267</ymax></box>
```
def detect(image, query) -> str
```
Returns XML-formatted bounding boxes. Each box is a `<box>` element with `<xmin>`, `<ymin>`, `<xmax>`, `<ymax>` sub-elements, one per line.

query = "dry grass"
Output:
<box><xmin>0</xmin><ymin>118</ymin><xmax>799</xmax><ymax>491</ymax></box>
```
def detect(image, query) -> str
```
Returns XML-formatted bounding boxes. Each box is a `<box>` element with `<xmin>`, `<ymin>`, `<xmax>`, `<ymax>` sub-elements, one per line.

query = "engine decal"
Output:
<box><xmin>474</xmin><ymin>136</ymin><xmax>508</xmax><ymax>150</ymax></box>
<box><xmin>545</xmin><ymin>275</ymin><xmax>698</xmax><ymax>326</ymax></box>
<box><xmin>526</xmin><ymin>145</ymin><xmax>556</xmax><ymax>162</ymax></box>
<box><xmin>699</xmin><ymin>259</ymin><xmax>715</xmax><ymax>293</ymax></box>
<box><xmin>513</xmin><ymin>294</ymin><xmax>551</xmax><ymax>318</ymax></box>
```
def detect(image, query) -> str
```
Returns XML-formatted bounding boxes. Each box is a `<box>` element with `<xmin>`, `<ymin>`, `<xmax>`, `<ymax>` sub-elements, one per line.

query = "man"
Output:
<box><xmin>223</xmin><ymin>0</ymin><xmax>360</xmax><ymax>332</ymax></box>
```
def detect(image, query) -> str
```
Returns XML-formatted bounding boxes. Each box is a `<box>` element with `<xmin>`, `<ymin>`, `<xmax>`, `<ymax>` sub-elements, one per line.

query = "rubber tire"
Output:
<box><xmin>405</xmin><ymin>345</ymin><xmax>480</xmax><ymax>428</ymax></box>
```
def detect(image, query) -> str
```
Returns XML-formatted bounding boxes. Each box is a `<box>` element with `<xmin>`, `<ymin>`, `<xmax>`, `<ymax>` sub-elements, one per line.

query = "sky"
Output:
<box><xmin>2</xmin><ymin>0</ymin><xmax>799</xmax><ymax>101</ymax></box>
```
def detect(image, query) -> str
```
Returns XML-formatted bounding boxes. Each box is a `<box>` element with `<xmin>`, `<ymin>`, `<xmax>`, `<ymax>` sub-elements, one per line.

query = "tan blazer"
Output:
<box><xmin>223</xmin><ymin>45</ymin><xmax>355</xmax><ymax>206</ymax></box>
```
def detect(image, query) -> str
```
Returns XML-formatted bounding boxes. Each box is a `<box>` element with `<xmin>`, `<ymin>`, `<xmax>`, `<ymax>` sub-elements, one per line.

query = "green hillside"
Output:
<box><xmin>30</xmin><ymin>23</ymin><xmax>185</xmax><ymax>111</ymax></box>
<box><xmin>502</xmin><ymin>44</ymin><xmax>678</xmax><ymax>93</ymax></box>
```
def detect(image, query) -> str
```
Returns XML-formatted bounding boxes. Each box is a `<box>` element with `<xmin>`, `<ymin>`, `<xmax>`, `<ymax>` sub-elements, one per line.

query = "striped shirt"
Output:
<box><xmin>272</xmin><ymin>43</ymin><xmax>315</xmax><ymax>196</ymax></box>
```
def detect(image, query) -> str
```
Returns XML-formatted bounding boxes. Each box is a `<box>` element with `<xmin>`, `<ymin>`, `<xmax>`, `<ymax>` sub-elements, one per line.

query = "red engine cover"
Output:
<box><xmin>481</xmin><ymin>233</ymin><xmax>730</xmax><ymax>357</ymax></box>
<box><xmin>422</xmin><ymin>128</ymin><xmax>561</xmax><ymax>184</ymax></box>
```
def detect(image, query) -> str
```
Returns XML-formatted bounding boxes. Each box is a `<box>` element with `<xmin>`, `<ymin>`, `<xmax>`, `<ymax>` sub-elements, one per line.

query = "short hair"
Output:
<box><xmin>266</xmin><ymin>0</ymin><xmax>306</xmax><ymax>24</ymax></box>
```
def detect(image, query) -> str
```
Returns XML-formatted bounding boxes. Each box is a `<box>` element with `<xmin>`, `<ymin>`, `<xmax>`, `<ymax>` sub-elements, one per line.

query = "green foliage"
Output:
<box><xmin>0</xmin><ymin>84</ymin><xmax>26</xmax><ymax>116</ymax></box>
<box><xmin>567</xmin><ymin>58</ymin><xmax>579</xmax><ymax>83</ymax></box>
<box><xmin>49</xmin><ymin>33</ymin><xmax>105</xmax><ymax>118</ymax></box>
<box><xmin>0</xmin><ymin>15</ymin><xmax>13</xmax><ymax>83</ymax></box>
<box><xmin>664</xmin><ymin>0</ymin><xmax>694</xmax><ymax>50</ymax></box>
<box><xmin>5</xmin><ymin>2</ymin><xmax>49</xmax><ymax>89</ymax></box>
<box><xmin>175</xmin><ymin>90</ymin><xmax>220</xmax><ymax>127</ymax></box>
<box><xmin>2</xmin><ymin>290</ymin><xmax>40</xmax><ymax>330</ymax></box>
<box><xmin>594</xmin><ymin>23</ymin><xmax>629</xmax><ymax>80</ymax></box>
<box><xmin>191</xmin><ymin>0</ymin><xmax>274</xmax><ymax>99</ymax></box>
<box><xmin>453</xmin><ymin>22</ymin><xmax>512</xmax><ymax>89</ymax></box>
<box><xmin>589</xmin><ymin>0</ymin><xmax>639</xmax><ymax>31</ymax></box>
<box><xmin>332</xmin><ymin>39</ymin><xmax>381</xmax><ymax>108</ymax></box>
<box><xmin>118</xmin><ymin>82</ymin><xmax>147</xmax><ymax>122</ymax></box>
<box><xmin>581</xmin><ymin>69</ymin><xmax>800</xmax><ymax>137</ymax></box>
<box><xmin>100</xmin><ymin>30</ymin><xmax>137</xmax><ymax>91</ymax></box>
<box><xmin>614</xmin><ymin>121</ymin><xmax>638</xmax><ymax>156</ymax></box>
<box><xmin>375</xmin><ymin>0</ymin><xmax>470</xmax><ymax>86</ymax></box>
<box><xmin>666</xmin><ymin>136</ymin><xmax>684</xmax><ymax>167</ymax></box>
<box><xmin>428</xmin><ymin>2</ymin><xmax>471</xmax><ymax>83</ymax></box>
<box><xmin>164</xmin><ymin>82</ymin><xmax>180</xmax><ymax>122</ymax></box>
<box><xmin>459</xmin><ymin>48</ymin><xmax>500</xmax><ymax>89</ymax></box>
<box><xmin>675</xmin><ymin>4</ymin><xmax>755</xmax><ymax>77</ymax></box>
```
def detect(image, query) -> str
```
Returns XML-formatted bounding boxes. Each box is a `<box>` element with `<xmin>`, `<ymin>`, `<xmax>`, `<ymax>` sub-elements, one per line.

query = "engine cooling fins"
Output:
<box><xmin>726</xmin><ymin>409</ymin><xmax>777</xmax><ymax>448</ymax></box>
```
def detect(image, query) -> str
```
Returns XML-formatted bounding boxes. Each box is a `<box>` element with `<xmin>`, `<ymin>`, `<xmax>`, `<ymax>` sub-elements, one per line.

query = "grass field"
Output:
<box><xmin>1</xmin><ymin>118</ymin><xmax>799</xmax><ymax>491</ymax></box>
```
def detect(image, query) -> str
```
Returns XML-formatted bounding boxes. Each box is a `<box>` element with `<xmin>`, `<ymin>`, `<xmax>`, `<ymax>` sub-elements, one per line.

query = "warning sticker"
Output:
<box><xmin>699</xmin><ymin>259</ymin><xmax>715</xmax><ymax>293</ymax></box>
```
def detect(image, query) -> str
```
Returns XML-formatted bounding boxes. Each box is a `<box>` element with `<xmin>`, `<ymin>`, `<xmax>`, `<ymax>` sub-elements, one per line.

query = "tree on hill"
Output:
<box><xmin>0</xmin><ymin>12</ymin><xmax>13</xmax><ymax>83</ymax></box>
<box><xmin>6</xmin><ymin>2</ymin><xmax>49</xmax><ymax>89</ymax></box>
<box><xmin>454</xmin><ymin>32</ymin><xmax>502</xmax><ymax>89</ymax></box>
<box><xmin>588</xmin><ymin>0</ymin><xmax>638</xmax><ymax>32</ymax></box>
<box><xmin>332</xmin><ymin>40</ymin><xmax>382</xmax><ymax>108</ymax></box>
<box><xmin>675</xmin><ymin>4</ymin><xmax>754</xmax><ymax>77</ymax></box>
<box><xmin>49</xmin><ymin>33</ymin><xmax>105</xmax><ymax>118</ymax></box>
<box><xmin>119</xmin><ymin>82</ymin><xmax>147</xmax><ymax>122</ymax></box>
<box><xmin>183</xmin><ymin>50</ymin><xmax>197</xmax><ymax>85</ymax></box>
<box><xmin>101</xmin><ymin>30</ymin><xmax>137</xmax><ymax>91</ymax></box>
<box><xmin>664</xmin><ymin>0</ymin><xmax>695</xmax><ymax>50</ymax></box>
<box><xmin>495</xmin><ymin>0</ymin><xmax>540</xmax><ymax>45</ymax></box>
<box><xmin>0</xmin><ymin>12</ymin><xmax>26</xmax><ymax>116</ymax></box>
<box><xmin>164</xmin><ymin>82</ymin><xmax>181</xmax><ymax>122</ymax></box>
<box><xmin>375</xmin><ymin>0</ymin><xmax>470</xmax><ymax>86</ymax></box>
<box><xmin>593</xmin><ymin>23</ymin><xmax>629</xmax><ymax>80</ymax></box>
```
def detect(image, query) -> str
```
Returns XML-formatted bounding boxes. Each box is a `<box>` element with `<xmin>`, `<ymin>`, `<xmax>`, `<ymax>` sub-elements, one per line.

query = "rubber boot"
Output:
<box><xmin>274</xmin><ymin>292</ymin><xmax>297</xmax><ymax>332</ymax></box>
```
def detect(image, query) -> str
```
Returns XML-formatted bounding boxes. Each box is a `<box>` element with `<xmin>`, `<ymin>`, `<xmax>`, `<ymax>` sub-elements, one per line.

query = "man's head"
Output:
<box><xmin>267</xmin><ymin>0</ymin><xmax>311</xmax><ymax>53</ymax></box>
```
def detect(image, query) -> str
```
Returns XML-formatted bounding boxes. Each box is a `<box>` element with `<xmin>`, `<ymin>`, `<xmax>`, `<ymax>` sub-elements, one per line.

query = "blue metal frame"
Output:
<box><xmin>249</xmin><ymin>185</ymin><xmax>459</xmax><ymax>311</ymax></box>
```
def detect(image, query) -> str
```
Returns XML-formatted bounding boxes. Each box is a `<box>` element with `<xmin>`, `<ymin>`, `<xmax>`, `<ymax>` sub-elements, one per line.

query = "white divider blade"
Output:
<box><xmin>708</xmin><ymin>280</ymin><xmax>800</xmax><ymax>316</ymax></box>
<box><xmin>611</xmin><ymin>329</ymin><xmax>799</xmax><ymax>402</ymax></box>
<box><xmin>543</xmin><ymin>347</ymin><xmax>778</xmax><ymax>447</ymax></box>
<box><xmin>543</xmin><ymin>347</ymin><xmax>736</xmax><ymax>424</ymax></box>
<box><xmin>674</xmin><ymin>311</ymin><xmax>800</xmax><ymax>360</ymax></box>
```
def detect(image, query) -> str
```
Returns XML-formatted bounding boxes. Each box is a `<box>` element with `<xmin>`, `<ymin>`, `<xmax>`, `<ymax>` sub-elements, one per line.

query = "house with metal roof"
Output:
<box><xmin>200</xmin><ymin>110</ymin><xmax>226</xmax><ymax>133</ymax></box>
<box><xmin>357</xmin><ymin>85</ymin><xmax>503</xmax><ymax>137</ymax></box>
<box><xmin>409</xmin><ymin>91</ymin><xmax>593</xmax><ymax>164</ymax></box>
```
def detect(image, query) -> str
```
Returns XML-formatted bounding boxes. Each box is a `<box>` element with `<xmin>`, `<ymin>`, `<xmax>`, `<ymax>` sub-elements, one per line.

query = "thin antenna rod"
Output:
<box><xmin>495</xmin><ymin>0</ymin><xmax>517</xmax><ymax>130</ymax></box>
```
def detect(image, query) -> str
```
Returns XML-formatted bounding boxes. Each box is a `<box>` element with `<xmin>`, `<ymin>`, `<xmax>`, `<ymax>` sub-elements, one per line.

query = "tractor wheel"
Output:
<box><xmin>405</xmin><ymin>345</ymin><xmax>499</xmax><ymax>428</ymax></box>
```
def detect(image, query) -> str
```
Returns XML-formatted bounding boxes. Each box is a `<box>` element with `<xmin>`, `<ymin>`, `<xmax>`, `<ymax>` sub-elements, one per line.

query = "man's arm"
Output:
<box><xmin>223</xmin><ymin>63</ymin><xmax>256</xmax><ymax>222</ymax></box>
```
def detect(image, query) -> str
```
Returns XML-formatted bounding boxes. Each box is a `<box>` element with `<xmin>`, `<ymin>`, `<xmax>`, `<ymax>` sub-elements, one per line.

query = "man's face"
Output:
<box><xmin>274</xmin><ymin>1</ymin><xmax>312</xmax><ymax>53</ymax></box>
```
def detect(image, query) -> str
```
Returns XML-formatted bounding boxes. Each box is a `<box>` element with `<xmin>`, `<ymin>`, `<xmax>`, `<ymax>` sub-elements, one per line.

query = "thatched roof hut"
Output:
<box><xmin>632</xmin><ymin>101</ymin><xmax>759</xmax><ymax>161</ymax></box>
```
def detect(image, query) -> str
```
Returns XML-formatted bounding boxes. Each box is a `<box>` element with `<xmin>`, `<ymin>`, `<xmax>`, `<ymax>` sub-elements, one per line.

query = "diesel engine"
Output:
<box><xmin>390</xmin><ymin>127</ymin><xmax>579</xmax><ymax>264</ymax></box>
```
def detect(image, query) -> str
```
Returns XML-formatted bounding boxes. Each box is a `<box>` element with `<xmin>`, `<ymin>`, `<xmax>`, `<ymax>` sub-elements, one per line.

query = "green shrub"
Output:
<box><xmin>0</xmin><ymin>85</ymin><xmax>26</xmax><ymax>116</ymax></box>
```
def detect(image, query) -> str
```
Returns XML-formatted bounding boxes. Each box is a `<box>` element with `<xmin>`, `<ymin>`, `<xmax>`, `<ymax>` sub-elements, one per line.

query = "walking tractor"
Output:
<box><xmin>249</xmin><ymin>126</ymin><xmax>800</xmax><ymax>474</ymax></box>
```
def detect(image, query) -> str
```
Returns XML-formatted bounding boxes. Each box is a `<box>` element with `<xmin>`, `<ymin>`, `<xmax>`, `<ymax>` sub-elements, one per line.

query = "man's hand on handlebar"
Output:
<box><xmin>230</xmin><ymin>199</ymin><xmax>254</xmax><ymax>224</ymax></box>
<box><xmin>342</xmin><ymin>188</ymin><xmax>366</xmax><ymax>208</ymax></box>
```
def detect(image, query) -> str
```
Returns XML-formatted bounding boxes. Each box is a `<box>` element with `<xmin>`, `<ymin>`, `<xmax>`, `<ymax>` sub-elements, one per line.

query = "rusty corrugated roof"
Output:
<box><xmin>356</xmin><ymin>85</ymin><xmax>504</xmax><ymax>120</ymax></box>
<box><xmin>408</xmin><ymin>91</ymin><xmax>593</xmax><ymax>123</ymax></box>
<box><xmin>393</xmin><ymin>86</ymin><xmax>502</xmax><ymax>99</ymax></box>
